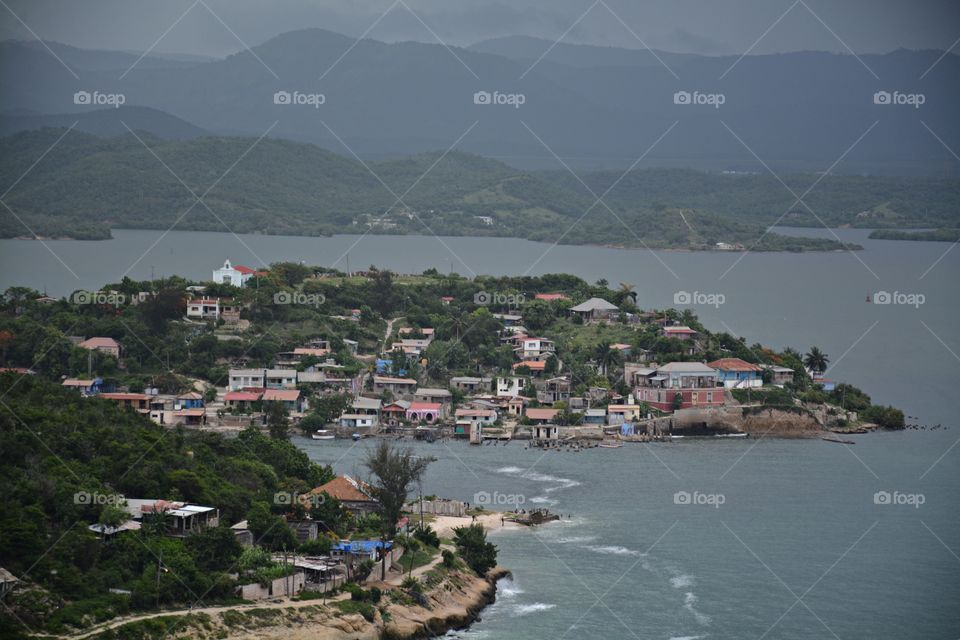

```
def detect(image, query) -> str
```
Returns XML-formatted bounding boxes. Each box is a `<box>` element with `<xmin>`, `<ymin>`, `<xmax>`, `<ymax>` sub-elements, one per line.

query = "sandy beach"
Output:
<box><xmin>430</xmin><ymin>512</ymin><xmax>523</xmax><ymax>537</ymax></box>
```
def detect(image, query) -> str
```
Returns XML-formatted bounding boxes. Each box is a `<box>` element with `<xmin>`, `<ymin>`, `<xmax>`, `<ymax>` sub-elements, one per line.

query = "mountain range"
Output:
<box><xmin>1</xmin><ymin>29</ymin><xmax>958</xmax><ymax>175</ymax></box>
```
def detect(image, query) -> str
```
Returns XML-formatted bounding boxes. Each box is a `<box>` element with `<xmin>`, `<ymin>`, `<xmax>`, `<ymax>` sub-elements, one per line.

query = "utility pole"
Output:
<box><xmin>156</xmin><ymin>548</ymin><xmax>163</xmax><ymax>609</ymax></box>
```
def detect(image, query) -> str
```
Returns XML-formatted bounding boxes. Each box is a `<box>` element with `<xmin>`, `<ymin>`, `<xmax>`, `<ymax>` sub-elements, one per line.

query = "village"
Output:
<box><xmin>49</xmin><ymin>259</ymin><xmax>878</xmax><ymax>450</ymax></box>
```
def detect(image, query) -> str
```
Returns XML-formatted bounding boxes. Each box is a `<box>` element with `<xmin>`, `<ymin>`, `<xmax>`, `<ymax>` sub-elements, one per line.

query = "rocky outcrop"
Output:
<box><xmin>650</xmin><ymin>405</ymin><xmax>825</xmax><ymax>438</ymax></box>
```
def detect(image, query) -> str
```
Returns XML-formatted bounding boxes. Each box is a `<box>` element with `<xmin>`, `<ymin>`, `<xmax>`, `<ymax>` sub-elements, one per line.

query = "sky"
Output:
<box><xmin>0</xmin><ymin>0</ymin><xmax>958</xmax><ymax>58</ymax></box>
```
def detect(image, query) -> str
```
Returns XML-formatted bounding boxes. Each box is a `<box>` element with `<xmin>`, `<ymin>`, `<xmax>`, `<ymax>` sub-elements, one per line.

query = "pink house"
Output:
<box><xmin>79</xmin><ymin>337</ymin><xmax>121</xmax><ymax>358</ymax></box>
<box><xmin>405</xmin><ymin>402</ymin><xmax>442</xmax><ymax>423</ymax></box>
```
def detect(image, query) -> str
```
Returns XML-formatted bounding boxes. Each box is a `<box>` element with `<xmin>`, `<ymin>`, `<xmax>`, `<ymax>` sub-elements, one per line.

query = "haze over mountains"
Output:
<box><xmin>1</xmin><ymin>28</ymin><xmax>957</xmax><ymax>175</ymax></box>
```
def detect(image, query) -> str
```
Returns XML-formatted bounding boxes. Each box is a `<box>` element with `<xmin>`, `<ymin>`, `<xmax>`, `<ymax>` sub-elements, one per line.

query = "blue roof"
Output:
<box><xmin>334</xmin><ymin>540</ymin><xmax>393</xmax><ymax>553</ymax></box>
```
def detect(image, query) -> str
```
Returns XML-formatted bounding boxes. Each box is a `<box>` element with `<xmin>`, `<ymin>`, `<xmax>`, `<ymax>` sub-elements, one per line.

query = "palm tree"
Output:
<box><xmin>618</xmin><ymin>283</ymin><xmax>636</xmax><ymax>305</ymax></box>
<box><xmin>594</xmin><ymin>342</ymin><xmax>621</xmax><ymax>376</ymax></box>
<box><xmin>803</xmin><ymin>347</ymin><xmax>829</xmax><ymax>376</ymax></box>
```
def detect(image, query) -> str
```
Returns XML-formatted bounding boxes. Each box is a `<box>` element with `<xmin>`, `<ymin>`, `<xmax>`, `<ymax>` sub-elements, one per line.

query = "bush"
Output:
<box><xmin>413</xmin><ymin>525</ymin><xmax>440</xmax><ymax>548</ymax></box>
<box><xmin>452</xmin><ymin>524</ymin><xmax>498</xmax><ymax>575</ymax></box>
<box><xmin>441</xmin><ymin>549</ymin><xmax>456</xmax><ymax>568</ymax></box>
<box><xmin>401</xmin><ymin>576</ymin><xmax>423</xmax><ymax>593</ymax></box>
<box><xmin>862</xmin><ymin>405</ymin><xmax>905</xmax><ymax>429</ymax></box>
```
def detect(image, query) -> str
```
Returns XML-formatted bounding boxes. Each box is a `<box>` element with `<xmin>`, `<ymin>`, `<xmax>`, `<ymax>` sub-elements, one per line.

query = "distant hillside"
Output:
<box><xmin>0</xmin><ymin>106</ymin><xmax>209</xmax><ymax>140</ymax></box>
<box><xmin>0</xmin><ymin>30</ymin><xmax>957</xmax><ymax>174</ymax></box>
<box><xmin>0</xmin><ymin>128</ymin><xmax>892</xmax><ymax>251</ymax></box>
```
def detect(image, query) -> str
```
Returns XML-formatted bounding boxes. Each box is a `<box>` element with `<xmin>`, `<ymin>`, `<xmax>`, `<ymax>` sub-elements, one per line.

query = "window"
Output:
<box><xmin>707</xmin><ymin>392</ymin><xmax>713</xmax><ymax>403</ymax></box>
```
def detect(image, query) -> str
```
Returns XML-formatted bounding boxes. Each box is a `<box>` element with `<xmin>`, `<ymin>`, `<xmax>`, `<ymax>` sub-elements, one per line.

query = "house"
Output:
<box><xmin>514</xmin><ymin>337</ymin><xmax>556</xmax><ymax>360</ymax></box>
<box><xmin>339</xmin><ymin>414</ymin><xmax>378</xmax><ymax>429</ymax></box>
<box><xmin>330</xmin><ymin>540</ymin><xmax>392</xmax><ymax>563</ymax></box>
<box><xmin>381</xmin><ymin>400</ymin><xmax>411</xmax><ymax>426</ymax></box>
<box><xmin>393</xmin><ymin>339</ymin><xmax>431</xmax><ymax>356</ymax></box>
<box><xmin>308</xmin><ymin>475</ymin><xmax>379</xmax><ymax>516</ymax></box>
<box><xmin>607</xmin><ymin>404</ymin><xmax>642</xmax><ymax>424</ymax></box>
<box><xmin>450</xmin><ymin>376</ymin><xmax>492</xmax><ymax>393</ymax></box>
<box><xmin>0</xmin><ymin>567</ymin><xmax>19</xmax><ymax>599</ymax></box>
<box><xmin>186</xmin><ymin>298</ymin><xmax>240</xmax><ymax>322</ymax></box>
<box><xmin>406</xmin><ymin>402</ymin><xmax>442</xmax><ymax>423</ymax></box>
<box><xmin>611</xmin><ymin>343</ymin><xmax>632</xmax><ymax>357</ymax></box>
<box><xmin>263</xmin><ymin>388</ymin><xmax>304</xmax><ymax>412</ymax></box>
<box><xmin>124</xmin><ymin>499</ymin><xmax>219</xmax><ymax>537</ymax></box>
<box><xmin>513</xmin><ymin>360</ymin><xmax>547</xmax><ymax>375</ymax></box>
<box><xmin>532</xmin><ymin>425</ymin><xmax>559</xmax><ymax>441</ymax></box>
<box><xmin>762</xmin><ymin>364</ymin><xmax>796</xmax><ymax>387</ymax></box>
<box><xmin>525</xmin><ymin>408</ymin><xmax>559</xmax><ymax>424</ymax></box>
<box><xmin>79</xmin><ymin>337</ymin><xmax>121</xmax><ymax>358</ymax></box>
<box><xmin>492</xmin><ymin>313</ymin><xmax>523</xmax><ymax>326</ymax></box>
<box><xmin>534</xmin><ymin>293</ymin><xmax>569</xmax><ymax>301</ymax></box>
<box><xmin>398</xmin><ymin>327</ymin><xmax>434</xmax><ymax>341</ymax></box>
<box><xmin>496</xmin><ymin>376</ymin><xmax>526</xmax><ymax>397</ymax></box>
<box><xmin>265</xmin><ymin>369</ymin><xmax>298</xmax><ymax>389</ymax></box>
<box><xmin>99</xmin><ymin>392</ymin><xmax>150</xmax><ymax>413</ymax></box>
<box><xmin>288</xmin><ymin>520</ymin><xmax>319</xmax><ymax>543</ymax></box>
<box><xmin>229</xmin><ymin>368</ymin><xmax>266</xmax><ymax>391</ymax></box>
<box><xmin>413</xmin><ymin>388</ymin><xmax>452</xmax><ymax>405</ymax></box>
<box><xmin>372</xmin><ymin>375</ymin><xmax>417</xmax><ymax>395</ymax></box>
<box><xmin>231</xmin><ymin>520</ymin><xmax>254</xmax><ymax>546</ymax></box>
<box><xmin>225</xmin><ymin>390</ymin><xmax>262</xmax><ymax>410</ymax></box>
<box><xmin>537</xmin><ymin>376</ymin><xmax>571</xmax><ymax>405</ymax></box>
<box><xmin>634</xmin><ymin>362</ymin><xmax>723</xmax><ymax>411</ymax></box>
<box><xmin>176</xmin><ymin>391</ymin><xmax>204</xmax><ymax>409</ymax></box>
<box><xmin>569</xmin><ymin>298</ymin><xmax>618</xmax><ymax>322</ymax></box>
<box><xmin>171</xmin><ymin>408</ymin><xmax>207</xmax><ymax>426</ymax></box>
<box><xmin>708</xmin><ymin>358</ymin><xmax>763</xmax><ymax>388</ymax></box>
<box><xmin>583</xmin><ymin>408</ymin><xmax>607</xmax><ymax>425</ymax></box>
<box><xmin>62</xmin><ymin>377</ymin><xmax>103</xmax><ymax>396</ymax></box>
<box><xmin>662</xmin><ymin>326</ymin><xmax>697</xmax><ymax>341</ymax></box>
<box><xmin>212</xmin><ymin>259</ymin><xmax>265</xmax><ymax>287</ymax></box>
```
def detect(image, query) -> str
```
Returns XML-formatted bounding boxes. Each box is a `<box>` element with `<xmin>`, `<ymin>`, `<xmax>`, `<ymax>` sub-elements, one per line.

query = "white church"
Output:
<box><xmin>212</xmin><ymin>259</ymin><xmax>262</xmax><ymax>287</ymax></box>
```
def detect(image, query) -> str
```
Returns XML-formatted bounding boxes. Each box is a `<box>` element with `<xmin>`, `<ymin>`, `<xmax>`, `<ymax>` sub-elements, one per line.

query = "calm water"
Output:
<box><xmin>2</xmin><ymin>228</ymin><xmax>958</xmax><ymax>637</ymax></box>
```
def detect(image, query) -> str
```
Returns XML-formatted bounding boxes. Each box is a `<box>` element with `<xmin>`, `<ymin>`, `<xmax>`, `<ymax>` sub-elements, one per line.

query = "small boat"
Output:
<box><xmin>598</xmin><ymin>442</ymin><xmax>622</xmax><ymax>448</ymax></box>
<box><xmin>671</xmin><ymin>435</ymin><xmax>685</xmax><ymax>440</ymax></box>
<box><xmin>716</xmin><ymin>433</ymin><xmax>748</xmax><ymax>438</ymax></box>
<box><xmin>351</xmin><ymin>432</ymin><xmax>362</xmax><ymax>441</ymax></box>
<box><xmin>822</xmin><ymin>436</ymin><xmax>855</xmax><ymax>445</ymax></box>
<box><xmin>311</xmin><ymin>430</ymin><xmax>334</xmax><ymax>441</ymax></box>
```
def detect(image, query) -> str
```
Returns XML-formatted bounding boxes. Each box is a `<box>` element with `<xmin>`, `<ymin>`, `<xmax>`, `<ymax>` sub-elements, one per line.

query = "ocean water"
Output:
<box><xmin>3</xmin><ymin>227</ymin><xmax>958</xmax><ymax>636</ymax></box>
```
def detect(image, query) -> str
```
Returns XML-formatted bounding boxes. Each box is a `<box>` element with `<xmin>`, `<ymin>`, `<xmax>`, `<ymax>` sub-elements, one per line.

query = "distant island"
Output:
<box><xmin>868</xmin><ymin>228</ymin><xmax>960</xmax><ymax>242</ymax></box>
<box><xmin>3</xmin><ymin>128</ymin><xmax>958</xmax><ymax>251</ymax></box>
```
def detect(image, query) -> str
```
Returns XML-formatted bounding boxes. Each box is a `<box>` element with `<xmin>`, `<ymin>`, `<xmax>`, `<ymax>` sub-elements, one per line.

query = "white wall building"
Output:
<box><xmin>213</xmin><ymin>259</ymin><xmax>261</xmax><ymax>287</ymax></box>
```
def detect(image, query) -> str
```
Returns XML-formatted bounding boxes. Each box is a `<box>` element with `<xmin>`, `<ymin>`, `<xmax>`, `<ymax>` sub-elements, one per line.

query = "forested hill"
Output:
<box><xmin>2</xmin><ymin>128</ymin><xmax>956</xmax><ymax>249</ymax></box>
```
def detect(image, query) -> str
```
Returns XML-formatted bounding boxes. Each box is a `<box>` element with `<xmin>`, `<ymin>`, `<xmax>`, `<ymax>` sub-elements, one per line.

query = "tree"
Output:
<box><xmin>265</xmin><ymin>401</ymin><xmax>290</xmax><ymax>440</ymax></box>
<box><xmin>364</xmin><ymin>442</ymin><xmax>434</xmax><ymax>579</ymax></box>
<box><xmin>453</xmin><ymin>524</ymin><xmax>497</xmax><ymax>575</ymax></box>
<box><xmin>803</xmin><ymin>347</ymin><xmax>829</xmax><ymax>376</ymax></box>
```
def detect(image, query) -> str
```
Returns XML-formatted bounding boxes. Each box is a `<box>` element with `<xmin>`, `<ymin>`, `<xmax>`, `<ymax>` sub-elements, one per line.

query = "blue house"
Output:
<box><xmin>707</xmin><ymin>358</ymin><xmax>763</xmax><ymax>389</ymax></box>
<box><xmin>177</xmin><ymin>392</ymin><xmax>205</xmax><ymax>409</ymax></box>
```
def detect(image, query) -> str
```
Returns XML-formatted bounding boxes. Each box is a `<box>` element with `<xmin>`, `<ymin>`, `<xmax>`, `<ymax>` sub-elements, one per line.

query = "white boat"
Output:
<box><xmin>352</xmin><ymin>432</ymin><xmax>362</xmax><ymax>441</ymax></box>
<box><xmin>716</xmin><ymin>433</ymin><xmax>748</xmax><ymax>438</ymax></box>
<box><xmin>671</xmin><ymin>435</ymin><xmax>685</xmax><ymax>439</ymax></box>
<box><xmin>598</xmin><ymin>442</ymin><xmax>623</xmax><ymax>448</ymax></box>
<box><xmin>311</xmin><ymin>430</ymin><xmax>334</xmax><ymax>440</ymax></box>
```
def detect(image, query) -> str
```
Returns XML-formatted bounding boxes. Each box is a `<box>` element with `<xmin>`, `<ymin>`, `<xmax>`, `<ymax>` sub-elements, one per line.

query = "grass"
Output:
<box><xmin>398</xmin><ymin>545</ymin><xmax>439</xmax><ymax>573</ymax></box>
<box><xmin>332</xmin><ymin>600</ymin><xmax>376</xmax><ymax>622</ymax></box>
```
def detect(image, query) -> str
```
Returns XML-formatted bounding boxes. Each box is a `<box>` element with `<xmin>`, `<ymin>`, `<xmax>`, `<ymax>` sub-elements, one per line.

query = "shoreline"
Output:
<box><xmin>6</xmin><ymin>227</ymin><xmax>864</xmax><ymax>253</ymax></box>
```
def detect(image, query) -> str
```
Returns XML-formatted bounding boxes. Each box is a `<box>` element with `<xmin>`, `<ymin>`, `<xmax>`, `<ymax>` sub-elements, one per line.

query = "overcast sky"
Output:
<box><xmin>2</xmin><ymin>0</ymin><xmax>958</xmax><ymax>58</ymax></box>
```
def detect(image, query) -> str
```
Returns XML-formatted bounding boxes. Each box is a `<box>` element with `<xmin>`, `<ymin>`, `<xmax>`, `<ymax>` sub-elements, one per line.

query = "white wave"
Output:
<box><xmin>498</xmin><ymin>579</ymin><xmax>524</xmax><ymax>598</ymax></box>
<box><xmin>669</xmin><ymin>636</ymin><xmax>707</xmax><ymax>640</ymax></box>
<box><xmin>529</xmin><ymin>495</ymin><xmax>558</xmax><ymax>506</ymax></box>
<box><xmin>551</xmin><ymin>535</ymin><xmax>598</xmax><ymax>544</ymax></box>
<box><xmin>587</xmin><ymin>545</ymin><xmax>646</xmax><ymax>557</ymax></box>
<box><xmin>495</xmin><ymin>466</ymin><xmax>525</xmax><ymax>474</ymax></box>
<box><xmin>671</xmin><ymin>574</ymin><xmax>695</xmax><ymax>589</ymax></box>
<box><xmin>684</xmin><ymin>592</ymin><xmax>712</xmax><ymax>626</ymax></box>
<box><xmin>511</xmin><ymin>603</ymin><xmax>557</xmax><ymax>616</ymax></box>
